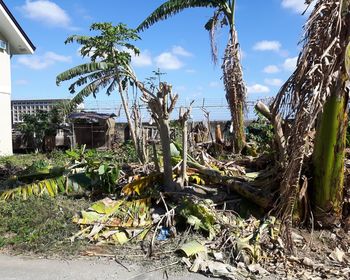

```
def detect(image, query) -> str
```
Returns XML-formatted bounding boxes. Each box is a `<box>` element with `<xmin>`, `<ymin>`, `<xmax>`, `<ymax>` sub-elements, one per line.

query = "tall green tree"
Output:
<box><xmin>137</xmin><ymin>0</ymin><xmax>247</xmax><ymax>153</ymax></box>
<box><xmin>56</xmin><ymin>22</ymin><xmax>146</xmax><ymax>162</ymax></box>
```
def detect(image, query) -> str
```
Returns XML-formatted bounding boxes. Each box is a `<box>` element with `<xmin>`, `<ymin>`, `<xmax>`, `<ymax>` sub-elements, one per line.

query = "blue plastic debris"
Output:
<box><xmin>156</xmin><ymin>227</ymin><xmax>170</xmax><ymax>241</ymax></box>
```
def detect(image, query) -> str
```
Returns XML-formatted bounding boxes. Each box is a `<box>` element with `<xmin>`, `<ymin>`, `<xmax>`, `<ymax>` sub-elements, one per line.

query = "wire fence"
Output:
<box><xmin>82</xmin><ymin>97</ymin><xmax>274</xmax><ymax>122</ymax></box>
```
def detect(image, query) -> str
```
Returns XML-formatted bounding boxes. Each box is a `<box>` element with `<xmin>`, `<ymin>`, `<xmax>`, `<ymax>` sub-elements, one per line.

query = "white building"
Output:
<box><xmin>0</xmin><ymin>0</ymin><xmax>35</xmax><ymax>155</ymax></box>
<box><xmin>11</xmin><ymin>99</ymin><xmax>70</xmax><ymax>125</ymax></box>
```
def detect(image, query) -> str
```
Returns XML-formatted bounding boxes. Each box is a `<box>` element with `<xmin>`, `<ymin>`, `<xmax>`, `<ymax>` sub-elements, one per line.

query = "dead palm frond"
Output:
<box><xmin>270</xmin><ymin>0</ymin><xmax>350</xmax><ymax>242</ymax></box>
<box><xmin>222</xmin><ymin>29</ymin><xmax>246</xmax><ymax>152</ymax></box>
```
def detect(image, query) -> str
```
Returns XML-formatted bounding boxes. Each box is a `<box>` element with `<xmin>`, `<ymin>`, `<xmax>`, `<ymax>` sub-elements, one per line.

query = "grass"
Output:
<box><xmin>0</xmin><ymin>148</ymin><xmax>139</xmax><ymax>256</ymax></box>
<box><xmin>0</xmin><ymin>195</ymin><xmax>90</xmax><ymax>256</ymax></box>
<box><xmin>0</xmin><ymin>151</ymin><xmax>70</xmax><ymax>169</ymax></box>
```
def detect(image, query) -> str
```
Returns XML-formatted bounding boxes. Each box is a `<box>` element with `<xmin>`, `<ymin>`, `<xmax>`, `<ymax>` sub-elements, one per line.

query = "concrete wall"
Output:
<box><xmin>0</xmin><ymin>33</ymin><xmax>13</xmax><ymax>155</ymax></box>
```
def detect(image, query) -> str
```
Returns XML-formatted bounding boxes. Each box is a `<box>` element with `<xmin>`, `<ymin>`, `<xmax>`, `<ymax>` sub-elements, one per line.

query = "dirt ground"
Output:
<box><xmin>1</xmin><ymin>226</ymin><xmax>349</xmax><ymax>280</ymax></box>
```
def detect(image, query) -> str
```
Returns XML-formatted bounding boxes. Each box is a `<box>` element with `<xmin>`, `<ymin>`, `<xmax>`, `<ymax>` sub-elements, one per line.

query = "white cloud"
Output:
<box><xmin>155</xmin><ymin>52</ymin><xmax>183</xmax><ymax>70</ymax></box>
<box><xmin>122</xmin><ymin>45</ymin><xmax>192</xmax><ymax>71</ymax></box>
<box><xmin>17</xmin><ymin>51</ymin><xmax>71</xmax><ymax>70</ymax></box>
<box><xmin>281</xmin><ymin>0</ymin><xmax>311</xmax><ymax>13</ymax></box>
<box><xmin>247</xmin><ymin>84</ymin><xmax>270</xmax><ymax>94</ymax></box>
<box><xmin>20</xmin><ymin>0</ymin><xmax>72</xmax><ymax>28</ymax></box>
<box><xmin>131</xmin><ymin>50</ymin><xmax>152</xmax><ymax>67</ymax></box>
<box><xmin>253</xmin><ymin>40</ymin><xmax>282</xmax><ymax>52</ymax></box>
<box><xmin>263</xmin><ymin>65</ymin><xmax>280</xmax><ymax>74</ymax></box>
<box><xmin>283</xmin><ymin>56</ymin><xmax>298</xmax><ymax>71</ymax></box>
<box><xmin>44</xmin><ymin>51</ymin><xmax>71</xmax><ymax>62</ymax></box>
<box><xmin>172</xmin><ymin>46</ymin><xmax>192</xmax><ymax>57</ymax></box>
<box><xmin>118</xmin><ymin>47</ymin><xmax>152</xmax><ymax>67</ymax></box>
<box><xmin>264</xmin><ymin>78</ymin><xmax>283</xmax><ymax>87</ymax></box>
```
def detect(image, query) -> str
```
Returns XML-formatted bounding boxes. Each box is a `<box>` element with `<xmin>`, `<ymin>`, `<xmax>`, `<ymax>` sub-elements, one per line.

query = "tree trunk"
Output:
<box><xmin>312</xmin><ymin>89</ymin><xmax>348</xmax><ymax>226</ymax></box>
<box><xmin>222</xmin><ymin>29</ymin><xmax>246</xmax><ymax>153</ymax></box>
<box><xmin>119</xmin><ymin>85</ymin><xmax>145</xmax><ymax>163</ymax></box>
<box><xmin>158</xmin><ymin>118</ymin><xmax>174</xmax><ymax>192</ymax></box>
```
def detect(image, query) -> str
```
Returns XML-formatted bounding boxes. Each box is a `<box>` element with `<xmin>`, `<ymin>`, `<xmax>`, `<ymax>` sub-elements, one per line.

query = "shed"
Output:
<box><xmin>68</xmin><ymin>112</ymin><xmax>116</xmax><ymax>149</ymax></box>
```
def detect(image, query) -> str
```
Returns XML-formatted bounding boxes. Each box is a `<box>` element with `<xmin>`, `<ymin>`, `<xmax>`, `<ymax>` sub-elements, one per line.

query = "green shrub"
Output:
<box><xmin>246</xmin><ymin>114</ymin><xmax>274</xmax><ymax>152</ymax></box>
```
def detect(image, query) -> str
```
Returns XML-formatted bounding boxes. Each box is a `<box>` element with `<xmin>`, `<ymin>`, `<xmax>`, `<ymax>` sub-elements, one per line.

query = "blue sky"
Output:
<box><xmin>7</xmin><ymin>0</ymin><xmax>311</xmax><ymax>120</ymax></box>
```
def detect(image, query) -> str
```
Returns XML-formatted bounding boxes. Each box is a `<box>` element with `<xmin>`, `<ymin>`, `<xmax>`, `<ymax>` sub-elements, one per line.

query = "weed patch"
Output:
<box><xmin>0</xmin><ymin>195</ymin><xmax>89</xmax><ymax>256</ymax></box>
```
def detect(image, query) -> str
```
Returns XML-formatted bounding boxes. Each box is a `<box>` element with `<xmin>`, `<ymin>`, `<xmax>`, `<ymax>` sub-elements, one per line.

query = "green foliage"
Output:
<box><xmin>56</xmin><ymin>22</ymin><xmax>140</xmax><ymax>113</ymax></box>
<box><xmin>18</xmin><ymin>108</ymin><xmax>64</xmax><ymax>152</ymax></box>
<box><xmin>169</xmin><ymin>120</ymin><xmax>183</xmax><ymax>145</ymax></box>
<box><xmin>69</xmin><ymin>23</ymin><xmax>140</xmax><ymax>65</ymax></box>
<box><xmin>115</xmin><ymin>141</ymin><xmax>139</xmax><ymax>164</ymax></box>
<box><xmin>0</xmin><ymin>154</ymin><xmax>48</xmax><ymax>170</ymax></box>
<box><xmin>65</xmin><ymin>146</ymin><xmax>120</xmax><ymax>194</ymax></box>
<box><xmin>0</xmin><ymin>147</ymin><xmax>122</xmax><ymax>200</ymax></box>
<box><xmin>179</xmin><ymin>199</ymin><xmax>218</xmax><ymax>239</ymax></box>
<box><xmin>46</xmin><ymin>150</ymin><xmax>71</xmax><ymax>166</ymax></box>
<box><xmin>0</xmin><ymin>175</ymin><xmax>86</xmax><ymax>201</ymax></box>
<box><xmin>137</xmin><ymin>0</ymin><xmax>233</xmax><ymax>32</ymax></box>
<box><xmin>0</xmin><ymin>196</ymin><xmax>88</xmax><ymax>255</ymax></box>
<box><xmin>246</xmin><ymin>114</ymin><xmax>274</xmax><ymax>152</ymax></box>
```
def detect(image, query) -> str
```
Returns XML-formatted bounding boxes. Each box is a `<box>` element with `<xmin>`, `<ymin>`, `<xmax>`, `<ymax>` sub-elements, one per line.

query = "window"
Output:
<box><xmin>0</xmin><ymin>40</ymin><xmax>7</xmax><ymax>51</ymax></box>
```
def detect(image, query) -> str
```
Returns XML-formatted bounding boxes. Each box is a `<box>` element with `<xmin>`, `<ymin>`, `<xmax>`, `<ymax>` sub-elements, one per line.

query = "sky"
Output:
<box><xmin>6</xmin><ymin>0</ymin><xmax>312</xmax><ymax>121</ymax></box>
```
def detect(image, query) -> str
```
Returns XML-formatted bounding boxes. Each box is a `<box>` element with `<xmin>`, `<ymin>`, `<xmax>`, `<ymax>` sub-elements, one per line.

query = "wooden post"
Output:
<box><xmin>215</xmin><ymin>124</ymin><xmax>223</xmax><ymax>144</ymax></box>
<box><xmin>180</xmin><ymin>107</ymin><xmax>188</xmax><ymax>187</ymax></box>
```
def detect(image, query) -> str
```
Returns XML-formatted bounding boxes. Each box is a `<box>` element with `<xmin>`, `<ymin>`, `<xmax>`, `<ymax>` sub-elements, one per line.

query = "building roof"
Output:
<box><xmin>0</xmin><ymin>0</ymin><xmax>35</xmax><ymax>54</ymax></box>
<box><xmin>12</xmin><ymin>99</ymin><xmax>69</xmax><ymax>103</ymax></box>
<box><xmin>69</xmin><ymin>112</ymin><xmax>116</xmax><ymax>121</ymax></box>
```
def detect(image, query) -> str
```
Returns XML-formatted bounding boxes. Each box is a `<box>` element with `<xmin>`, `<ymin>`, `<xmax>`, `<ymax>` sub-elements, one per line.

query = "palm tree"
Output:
<box><xmin>271</xmin><ymin>0</ymin><xmax>350</xmax><ymax>229</ymax></box>
<box><xmin>56</xmin><ymin>22</ymin><xmax>147</xmax><ymax>162</ymax></box>
<box><xmin>137</xmin><ymin>0</ymin><xmax>247</xmax><ymax>153</ymax></box>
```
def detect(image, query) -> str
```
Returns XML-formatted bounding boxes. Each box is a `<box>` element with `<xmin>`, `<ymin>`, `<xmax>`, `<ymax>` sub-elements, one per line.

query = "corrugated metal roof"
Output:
<box><xmin>68</xmin><ymin>111</ymin><xmax>116</xmax><ymax>121</ymax></box>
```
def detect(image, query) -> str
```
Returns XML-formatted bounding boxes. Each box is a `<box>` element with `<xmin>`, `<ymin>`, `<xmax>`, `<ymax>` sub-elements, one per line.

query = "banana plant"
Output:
<box><xmin>0</xmin><ymin>148</ymin><xmax>120</xmax><ymax>201</ymax></box>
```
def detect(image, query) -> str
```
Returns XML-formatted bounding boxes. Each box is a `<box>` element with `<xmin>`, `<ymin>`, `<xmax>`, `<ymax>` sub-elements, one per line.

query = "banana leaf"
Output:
<box><xmin>72</xmin><ymin>197</ymin><xmax>152</xmax><ymax>244</ymax></box>
<box><xmin>0</xmin><ymin>174</ymin><xmax>88</xmax><ymax>201</ymax></box>
<box><xmin>121</xmin><ymin>173</ymin><xmax>162</xmax><ymax>196</ymax></box>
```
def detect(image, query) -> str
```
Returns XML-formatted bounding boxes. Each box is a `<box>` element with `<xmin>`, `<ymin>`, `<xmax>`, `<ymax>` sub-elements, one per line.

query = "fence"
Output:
<box><xmin>82</xmin><ymin>97</ymin><xmax>274</xmax><ymax>123</ymax></box>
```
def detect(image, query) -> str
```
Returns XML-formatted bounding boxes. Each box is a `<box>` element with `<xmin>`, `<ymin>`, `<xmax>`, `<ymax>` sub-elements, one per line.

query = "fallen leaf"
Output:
<box><xmin>178</xmin><ymin>240</ymin><xmax>207</xmax><ymax>257</ymax></box>
<box><xmin>329</xmin><ymin>247</ymin><xmax>345</xmax><ymax>263</ymax></box>
<box><xmin>302</xmin><ymin>257</ymin><xmax>315</xmax><ymax>268</ymax></box>
<box><xmin>248</xmin><ymin>263</ymin><xmax>269</xmax><ymax>275</ymax></box>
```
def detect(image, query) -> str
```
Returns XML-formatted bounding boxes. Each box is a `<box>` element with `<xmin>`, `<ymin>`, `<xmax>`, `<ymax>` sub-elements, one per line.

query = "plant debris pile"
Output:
<box><xmin>0</xmin><ymin>142</ymin><xmax>350</xmax><ymax>279</ymax></box>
